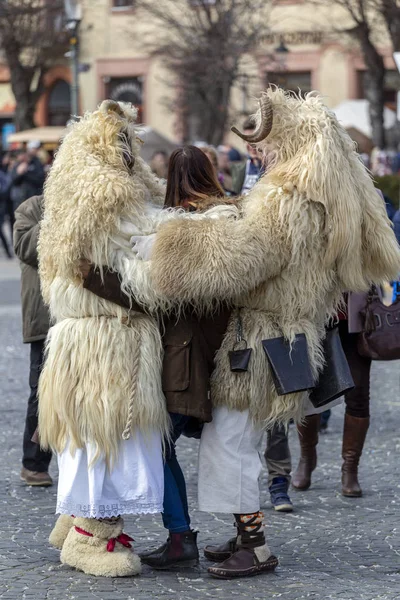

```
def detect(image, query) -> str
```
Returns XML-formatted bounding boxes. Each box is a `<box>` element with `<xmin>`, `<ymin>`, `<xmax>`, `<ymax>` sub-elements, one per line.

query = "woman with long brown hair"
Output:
<box><xmin>164</xmin><ymin>145</ymin><xmax>225</xmax><ymax>209</ymax></box>
<box><xmin>81</xmin><ymin>144</ymin><xmax>231</xmax><ymax>570</ymax></box>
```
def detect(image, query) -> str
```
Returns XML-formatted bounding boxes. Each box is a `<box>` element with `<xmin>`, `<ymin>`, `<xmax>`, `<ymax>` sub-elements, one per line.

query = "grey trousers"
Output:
<box><xmin>265</xmin><ymin>424</ymin><xmax>292</xmax><ymax>487</ymax></box>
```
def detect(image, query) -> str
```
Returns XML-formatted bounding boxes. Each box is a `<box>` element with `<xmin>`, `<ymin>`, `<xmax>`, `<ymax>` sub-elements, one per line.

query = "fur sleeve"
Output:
<box><xmin>150</xmin><ymin>199</ymin><xmax>290</xmax><ymax>306</ymax></box>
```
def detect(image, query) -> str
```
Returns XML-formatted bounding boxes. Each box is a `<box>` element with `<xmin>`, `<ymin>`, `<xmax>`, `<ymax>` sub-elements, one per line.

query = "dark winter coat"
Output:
<box><xmin>13</xmin><ymin>195</ymin><xmax>50</xmax><ymax>343</ymax></box>
<box><xmin>83</xmin><ymin>267</ymin><xmax>230</xmax><ymax>422</ymax></box>
<box><xmin>10</xmin><ymin>157</ymin><xmax>45</xmax><ymax>209</ymax></box>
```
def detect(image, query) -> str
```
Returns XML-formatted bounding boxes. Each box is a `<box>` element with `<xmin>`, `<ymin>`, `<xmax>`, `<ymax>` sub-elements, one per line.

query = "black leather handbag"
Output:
<box><xmin>309</xmin><ymin>326</ymin><xmax>354</xmax><ymax>408</ymax></box>
<box><xmin>229</xmin><ymin>310</ymin><xmax>253</xmax><ymax>372</ymax></box>
<box><xmin>262</xmin><ymin>333</ymin><xmax>315</xmax><ymax>395</ymax></box>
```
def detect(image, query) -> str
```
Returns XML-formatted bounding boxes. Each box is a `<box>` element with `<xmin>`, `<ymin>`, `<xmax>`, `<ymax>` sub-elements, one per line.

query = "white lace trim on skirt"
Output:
<box><xmin>57</xmin><ymin>497</ymin><xmax>163</xmax><ymax>518</ymax></box>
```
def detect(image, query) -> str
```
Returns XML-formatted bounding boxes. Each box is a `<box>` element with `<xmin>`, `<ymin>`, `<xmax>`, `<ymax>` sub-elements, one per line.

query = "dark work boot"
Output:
<box><xmin>341</xmin><ymin>414</ymin><xmax>370</xmax><ymax>497</ymax></box>
<box><xmin>207</xmin><ymin>513</ymin><xmax>278</xmax><ymax>579</ymax></box>
<box><xmin>141</xmin><ymin>530</ymin><xmax>199</xmax><ymax>569</ymax></box>
<box><xmin>139</xmin><ymin>539</ymin><xmax>169</xmax><ymax>559</ymax></box>
<box><xmin>292</xmin><ymin>414</ymin><xmax>320</xmax><ymax>490</ymax></box>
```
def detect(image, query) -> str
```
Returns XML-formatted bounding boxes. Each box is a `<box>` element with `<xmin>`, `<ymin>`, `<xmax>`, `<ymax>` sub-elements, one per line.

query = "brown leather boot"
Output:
<box><xmin>292</xmin><ymin>414</ymin><xmax>320</xmax><ymax>490</ymax></box>
<box><xmin>20</xmin><ymin>467</ymin><xmax>53</xmax><ymax>487</ymax></box>
<box><xmin>341</xmin><ymin>414</ymin><xmax>370</xmax><ymax>497</ymax></box>
<box><xmin>207</xmin><ymin>513</ymin><xmax>278</xmax><ymax>579</ymax></box>
<box><xmin>204</xmin><ymin>535</ymin><xmax>238</xmax><ymax>562</ymax></box>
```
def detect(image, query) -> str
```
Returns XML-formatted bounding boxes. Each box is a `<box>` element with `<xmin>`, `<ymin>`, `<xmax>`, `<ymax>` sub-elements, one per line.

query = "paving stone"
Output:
<box><xmin>1</xmin><ymin>286</ymin><xmax>400</xmax><ymax>599</ymax></box>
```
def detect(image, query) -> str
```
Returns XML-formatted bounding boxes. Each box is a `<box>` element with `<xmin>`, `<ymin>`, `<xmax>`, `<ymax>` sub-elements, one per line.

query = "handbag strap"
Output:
<box><xmin>236</xmin><ymin>308</ymin><xmax>244</xmax><ymax>343</ymax></box>
<box><xmin>232</xmin><ymin>308</ymin><xmax>248</xmax><ymax>350</ymax></box>
<box><xmin>366</xmin><ymin>285</ymin><xmax>380</xmax><ymax>304</ymax></box>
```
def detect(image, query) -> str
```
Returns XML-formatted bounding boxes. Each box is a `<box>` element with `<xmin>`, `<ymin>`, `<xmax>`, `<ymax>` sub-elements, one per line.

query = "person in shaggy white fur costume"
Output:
<box><xmin>37</xmin><ymin>100</ymin><xmax>179</xmax><ymax>578</ymax></box>
<box><xmin>132</xmin><ymin>88</ymin><xmax>400</xmax><ymax>579</ymax></box>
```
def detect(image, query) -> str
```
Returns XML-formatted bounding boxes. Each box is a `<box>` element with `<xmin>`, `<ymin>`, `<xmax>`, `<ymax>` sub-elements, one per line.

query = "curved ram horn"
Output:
<box><xmin>231</xmin><ymin>96</ymin><xmax>273</xmax><ymax>143</ymax></box>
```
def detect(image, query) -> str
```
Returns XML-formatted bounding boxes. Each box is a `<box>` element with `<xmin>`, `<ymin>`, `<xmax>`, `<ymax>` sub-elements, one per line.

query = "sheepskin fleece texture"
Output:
<box><xmin>38</xmin><ymin>100</ymin><xmax>170</xmax><ymax>464</ymax></box>
<box><xmin>61</xmin><ymin>517</ymin><xmax>141</xmax><ymax>577</ymax></box>
<box><xmin>151</xmin><ymin>88</ymin><xmax>400</xmax><ymax>427</ymax></box>
<box><xmin>49</xmin><ymin>514</ymin><xmax>74</xmax><ymax>550</ymax></box>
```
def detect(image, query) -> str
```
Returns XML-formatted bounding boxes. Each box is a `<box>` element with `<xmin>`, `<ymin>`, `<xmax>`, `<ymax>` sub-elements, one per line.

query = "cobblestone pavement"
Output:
<box><xmin>1</xmin><ymin>262</ymin><xmax>400</xmax><ymax>599</ymax></box>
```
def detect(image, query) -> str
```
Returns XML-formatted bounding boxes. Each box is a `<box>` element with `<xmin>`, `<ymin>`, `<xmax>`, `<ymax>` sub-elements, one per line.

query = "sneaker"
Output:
<box><xmin>20</xmin><ymin>467</ymin><xmax>53</xmax><ymax>487</ymax></box>
<box><xmin>269</xmin><ymin>477</ymin><xmax>293</xmax><ymax>512</ymax></box>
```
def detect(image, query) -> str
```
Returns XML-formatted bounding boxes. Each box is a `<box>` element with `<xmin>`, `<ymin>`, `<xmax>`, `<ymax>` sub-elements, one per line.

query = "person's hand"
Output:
<box><xmin>131</xmin><ymin>234</ymin><xmax>156</xmax><ymax>261</ymax></box>
<box><xmin>79</xmin><ymin>258</ymin><xmax>92</xmax><ymax>280</ymax></box>
<box><xmin>16</xmin><ymin>162</ymin><xmax>28</xmax><ymax>175</ymax></box>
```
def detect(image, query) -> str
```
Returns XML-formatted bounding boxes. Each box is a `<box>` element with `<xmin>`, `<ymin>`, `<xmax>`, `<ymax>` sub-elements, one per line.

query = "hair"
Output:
<box><xmin>164</xmin><ymin>145</ymin><xmax>224</xmax><ymax>208</ymax></box>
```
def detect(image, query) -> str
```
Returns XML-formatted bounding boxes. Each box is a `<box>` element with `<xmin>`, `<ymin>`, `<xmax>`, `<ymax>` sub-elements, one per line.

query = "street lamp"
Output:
<box><xmin>274</xmin><ymin>37</ymin><xmax>289</xmax><ymax>72</ymax></box>
<box><xmin>64</xmin><ymin>1</ymin><xmax>82</xmax><ymax>118</ymax></box>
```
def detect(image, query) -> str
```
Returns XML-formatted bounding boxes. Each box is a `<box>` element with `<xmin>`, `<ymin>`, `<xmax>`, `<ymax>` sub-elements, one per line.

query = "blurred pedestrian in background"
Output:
<box><xmin>292</xmin><ymin>293</ymin><xmax>374</xmax><ymax>498</ymax></box>
<box><xmin>0</xmin><ymin>167</ymin><xmax>12</xmax><ymax>258</ymax></box>
<box><xmin>150</xmin><ymin>150</ymin><xmax>169</xmax><ymax>181</ymax></box>
<box><xmin>230</xmin><ymin>117</ymin><xmax>264</xmax><ymax>195</ymax></box>
<box><xmin>265</xmin><ymin>424</ymin><xmax>293</xmax><ymax>512</ymax></box>
<box><xmin>1</xmin><ymin>151</ymin><xmax>16</xmax><ymax>239</ymax></box>
<box><xmin>216</xmin><ymin>145</ymin><xmax>234</xmax><ymax>193</ymax></box>
<box><xmin>202</xmin><ymin>146</ymin><xmax>234</xmax><ymax>195</ymax></box>
<box><xmin>10</xmin><ymin>142</ymin><xmax>45</xmax><ymax>211</ymax></box>
<box><xmin>13</xmin><ymin>194</ymin><xmax>52</xmax><ymax>487</ymax></box>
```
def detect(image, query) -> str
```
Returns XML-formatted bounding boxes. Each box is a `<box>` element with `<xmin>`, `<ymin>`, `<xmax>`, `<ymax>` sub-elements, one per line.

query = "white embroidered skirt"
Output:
<box><xmin>56</xmin><ymin>430</ymin><xmax>164</xmax><ymax>519</ymax></box>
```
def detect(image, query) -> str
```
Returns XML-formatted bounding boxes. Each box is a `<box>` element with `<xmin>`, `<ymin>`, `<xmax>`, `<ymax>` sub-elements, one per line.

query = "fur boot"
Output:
<box><xmin>49</xmin><ymin>514</ymin><xmax>74</xmax><ymax>550</ymax></box>
<box><xmin>61</xmin><ymin>517</ymin><xmax>141</xmax><ymax>577</ymax></box>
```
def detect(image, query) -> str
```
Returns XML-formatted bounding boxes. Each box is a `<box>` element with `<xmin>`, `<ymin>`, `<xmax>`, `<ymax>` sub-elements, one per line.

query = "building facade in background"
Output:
<box><xmin>0</xmin><ymin>0</ymin><xmax>397</xmax><ymax>144</ymax></box>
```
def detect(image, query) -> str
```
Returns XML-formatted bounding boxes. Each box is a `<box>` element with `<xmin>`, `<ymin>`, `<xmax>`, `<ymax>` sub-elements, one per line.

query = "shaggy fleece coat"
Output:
<box><xmin>38</xmin><ymin>100</ymin><xmax>173</xmax><ymax>464</ymax></box>
<box><xmin>150</xmin><ymin>89</ymin><xmax>400</xmax><ymax>428</ymax></box>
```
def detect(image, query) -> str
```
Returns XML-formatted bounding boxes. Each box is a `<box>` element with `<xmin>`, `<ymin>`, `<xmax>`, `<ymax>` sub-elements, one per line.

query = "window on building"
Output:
<box><xmin>266</xmin><ymin>71</ymin><xmax>312</xmax><ymax>96</ymax></box>
<box><xmin>112</xmin><ymin>0</ymin><xmax>134</xmax><ymax>9</ymax></box>
<box><xmin>48</xmin><ymin>80</ymin><xmax>71</xmax><ymax>126</ymax></box>
<box><xmin>357</xmin><ymin>70</ymin><xmax>400</xmax><ymax>111</ymax></box>
<box><xmin>105</xmin><ymin>77</ymin><xmax>143</xmax><ymax>121</ymax></box>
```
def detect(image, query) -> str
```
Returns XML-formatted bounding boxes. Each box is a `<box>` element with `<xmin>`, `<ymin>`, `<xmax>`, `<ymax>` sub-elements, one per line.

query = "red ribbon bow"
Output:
<box><xmin>107</xmin><ymin>533</ymin><xmax>134</xmax><ymax>553</ymax></box>
<box><xmin>75</xmin><ymin>526</ymin><xmax>134</xmax><ymax>552</ymax></box>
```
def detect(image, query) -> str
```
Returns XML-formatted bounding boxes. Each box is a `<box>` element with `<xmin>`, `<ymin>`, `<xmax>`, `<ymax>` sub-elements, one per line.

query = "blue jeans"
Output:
<box><xmin>162</xmin><ymin>413</ymin><xmax>191</xmax><ymax>533</ymax></box>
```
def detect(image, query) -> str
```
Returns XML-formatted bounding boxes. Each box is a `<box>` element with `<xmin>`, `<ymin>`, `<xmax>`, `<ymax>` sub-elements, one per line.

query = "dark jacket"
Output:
<box><xmin>10</xmin><ymin>157</ymin><xmax>45</xmax><ymax>209</ymax></box>
<box><xmin>13</xmin><ymin>195</ymin><xmax>50</xmax><ymax>343</ymax></box>
<box><xmin>83</xmin><ymin>267</ymin><xmax>230</xmax><ymax>422</ymax></box>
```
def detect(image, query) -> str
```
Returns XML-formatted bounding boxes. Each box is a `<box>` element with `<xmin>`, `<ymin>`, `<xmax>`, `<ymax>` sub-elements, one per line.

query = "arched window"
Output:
<box><xmin>48</xmin><ymin>80</ymin><xmax>71</xmax><ymax>126</ymax></box>
<box><xmin>106</xmin><ymin>77</ymin><xmax>144</xmax><ymax>122</ymax></box>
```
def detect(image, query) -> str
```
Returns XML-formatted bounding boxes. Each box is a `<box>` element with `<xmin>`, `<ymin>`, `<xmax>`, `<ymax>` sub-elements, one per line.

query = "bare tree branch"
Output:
<box><xmin>314</xmin><ymin>0</ymin><xmax>388</xmax><ymax>147</ymax></box>
<box><xmin>0</xmin><ymin>0</ymin><xmax>68</xmax><ymax>130</ymax></box>
<box><xmin>133</xmin><ymin>0</ymin><xmax>272</xmax><ymax>145</ymax></box>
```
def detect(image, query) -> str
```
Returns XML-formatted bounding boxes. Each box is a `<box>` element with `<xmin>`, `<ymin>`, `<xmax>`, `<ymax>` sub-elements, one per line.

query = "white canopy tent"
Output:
<box><xmin>332</xmin><ymin>100</ymin><xmax>396</xmax><ymax>140</ymax></box>
<box><xmin>7</xmin><ymin>124</ymin><xmax>179</xmax><ymax>161</ymax></box>
<box><xmin>8</xmin><ymin>127</ymin><xmax>66</xmax><ymax>145</ymax></box>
